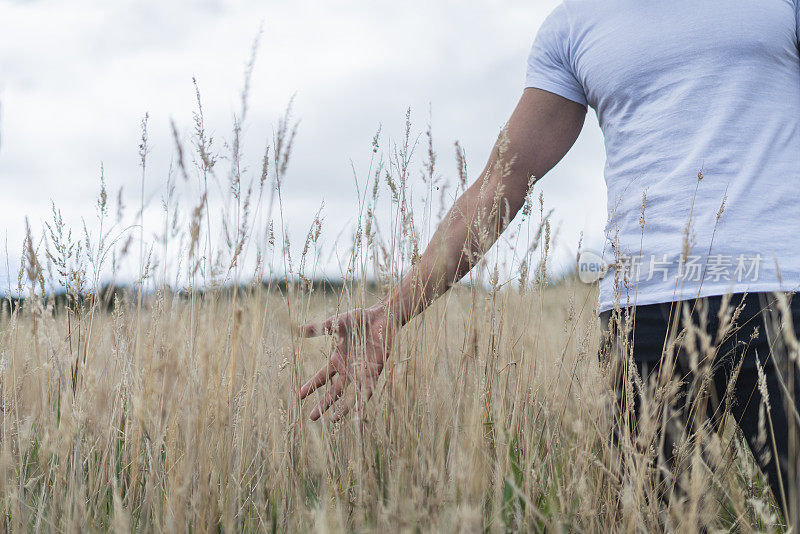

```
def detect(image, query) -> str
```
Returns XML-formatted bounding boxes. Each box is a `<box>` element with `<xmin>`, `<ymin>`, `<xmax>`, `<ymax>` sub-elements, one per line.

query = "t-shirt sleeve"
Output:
<box><xmin>525</xmin><ymin>4</ymin><xmax>588</xmax><ymax>107</ymax></box>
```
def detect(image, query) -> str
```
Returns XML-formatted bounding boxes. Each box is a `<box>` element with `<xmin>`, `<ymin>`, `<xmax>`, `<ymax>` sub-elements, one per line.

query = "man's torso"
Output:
<box><xmin>540</xmin><ymin>0</ymin><xmax>800</xmax><ymax>311</ymax></box>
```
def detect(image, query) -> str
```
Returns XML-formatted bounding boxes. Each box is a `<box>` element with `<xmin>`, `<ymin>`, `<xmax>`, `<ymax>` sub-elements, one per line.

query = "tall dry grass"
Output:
<box><xmin>0</xmin><ymin>46</ymin><xmax>793</xmax><ymax>532</ymax></box>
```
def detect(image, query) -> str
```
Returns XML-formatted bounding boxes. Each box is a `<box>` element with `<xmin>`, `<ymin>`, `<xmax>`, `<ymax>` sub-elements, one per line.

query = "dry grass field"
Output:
<box><xmin>0</xmin><ymin>277</ymin><xmax>592</xmax><ymax>530</ymax></box>
<box><xmin>0</xmin><ymin>63</ymin><xmax>788</xmax><ymax>532</ymax></box>
<box><xmin>0</xmin><ymin>278</ymin><xmax>785</xmax><ymax>532</ymax></box>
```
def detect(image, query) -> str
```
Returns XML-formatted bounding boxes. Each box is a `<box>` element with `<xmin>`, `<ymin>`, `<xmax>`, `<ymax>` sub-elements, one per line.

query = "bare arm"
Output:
<box><xmin>385</xmin><ymin>88</ymin><xmax>586</xmax><ymax>325</ymax></box>
<box><xmin>300</xmin><ymin>89</ymin><xmax>586</xmax><ymax>421</ymax></box>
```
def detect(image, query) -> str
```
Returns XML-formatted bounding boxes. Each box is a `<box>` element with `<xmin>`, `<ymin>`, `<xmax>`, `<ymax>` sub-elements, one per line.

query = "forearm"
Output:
<box><xmin>380</xmin><ymin>153</ymin><xmax>529</xmax><ymax>326</ymax></box>
<box><xmin>375</xmin><ymin>89</ymin><xmax>586</xmax><ymax>327</ymax></box>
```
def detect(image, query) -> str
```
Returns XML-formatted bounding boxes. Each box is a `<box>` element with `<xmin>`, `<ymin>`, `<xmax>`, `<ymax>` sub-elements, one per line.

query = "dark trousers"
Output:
<box><xmin>599</xmin><ymin>292</ymin><xmax>800</xmax><ymax>519</ymax></box>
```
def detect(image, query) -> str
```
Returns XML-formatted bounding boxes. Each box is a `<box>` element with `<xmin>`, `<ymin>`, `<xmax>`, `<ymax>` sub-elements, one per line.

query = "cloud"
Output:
<box><xmin>0</xmin><ymin>0</ymin><xmax>607</xmax><ymax>291</ymax></box>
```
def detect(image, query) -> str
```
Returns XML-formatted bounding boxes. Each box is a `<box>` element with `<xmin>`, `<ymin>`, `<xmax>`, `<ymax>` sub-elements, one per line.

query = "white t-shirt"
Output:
<box><xmin>526</xmin><ymin>0</ymin><xmax>800</xmax><ymax>312</ymax></box>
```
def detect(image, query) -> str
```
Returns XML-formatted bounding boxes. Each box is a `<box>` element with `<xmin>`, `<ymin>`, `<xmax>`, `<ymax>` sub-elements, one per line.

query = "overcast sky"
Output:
<box><xmin>0</xmin><ymin>0</ymin><xmax>607</xmax><ymax>293</ymax></box>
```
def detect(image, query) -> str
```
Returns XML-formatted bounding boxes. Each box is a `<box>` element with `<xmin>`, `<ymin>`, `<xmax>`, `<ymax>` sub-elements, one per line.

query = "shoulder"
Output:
<box><xmin>539</xmin><ymin>0</ymin><xmax>607</xmax><ymax>35</ymax></box>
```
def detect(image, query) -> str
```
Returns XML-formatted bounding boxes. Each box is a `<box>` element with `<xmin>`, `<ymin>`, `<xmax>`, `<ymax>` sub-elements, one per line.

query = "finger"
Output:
<box><xmin>298</xmin><ymin>312</ymin><xmax>354</xmax><ymax>339</ymax></box>
<box><xmin>310</xmin><ymin>375</ymin><xmax>346</xmax><ymax>421</ymax></box>
<box><xmin>331</xmin><ymin>384</ymin><xmax>357</xmax><ymax>423</ymax></box>
<box><xmin>300</xmin><ymin>359</ymin><xmax>338</xmax><ymax>399</ymax></box>
<box><xmin>331</xmin><ymin>378</ymin><xmax>376</xmax><ymax>423</ymax></box>
<box><xmin>296</xmin><ymin>317</ymin><xmax>334</xmax><ymax>338</ymax></box>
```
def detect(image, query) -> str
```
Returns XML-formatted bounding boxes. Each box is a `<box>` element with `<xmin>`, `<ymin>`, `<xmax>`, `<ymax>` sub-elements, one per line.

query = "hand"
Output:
<box><xmin>298</xmin><ymin>304</ymin><xmax>394</xmax><ymax>422</ymax></box>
